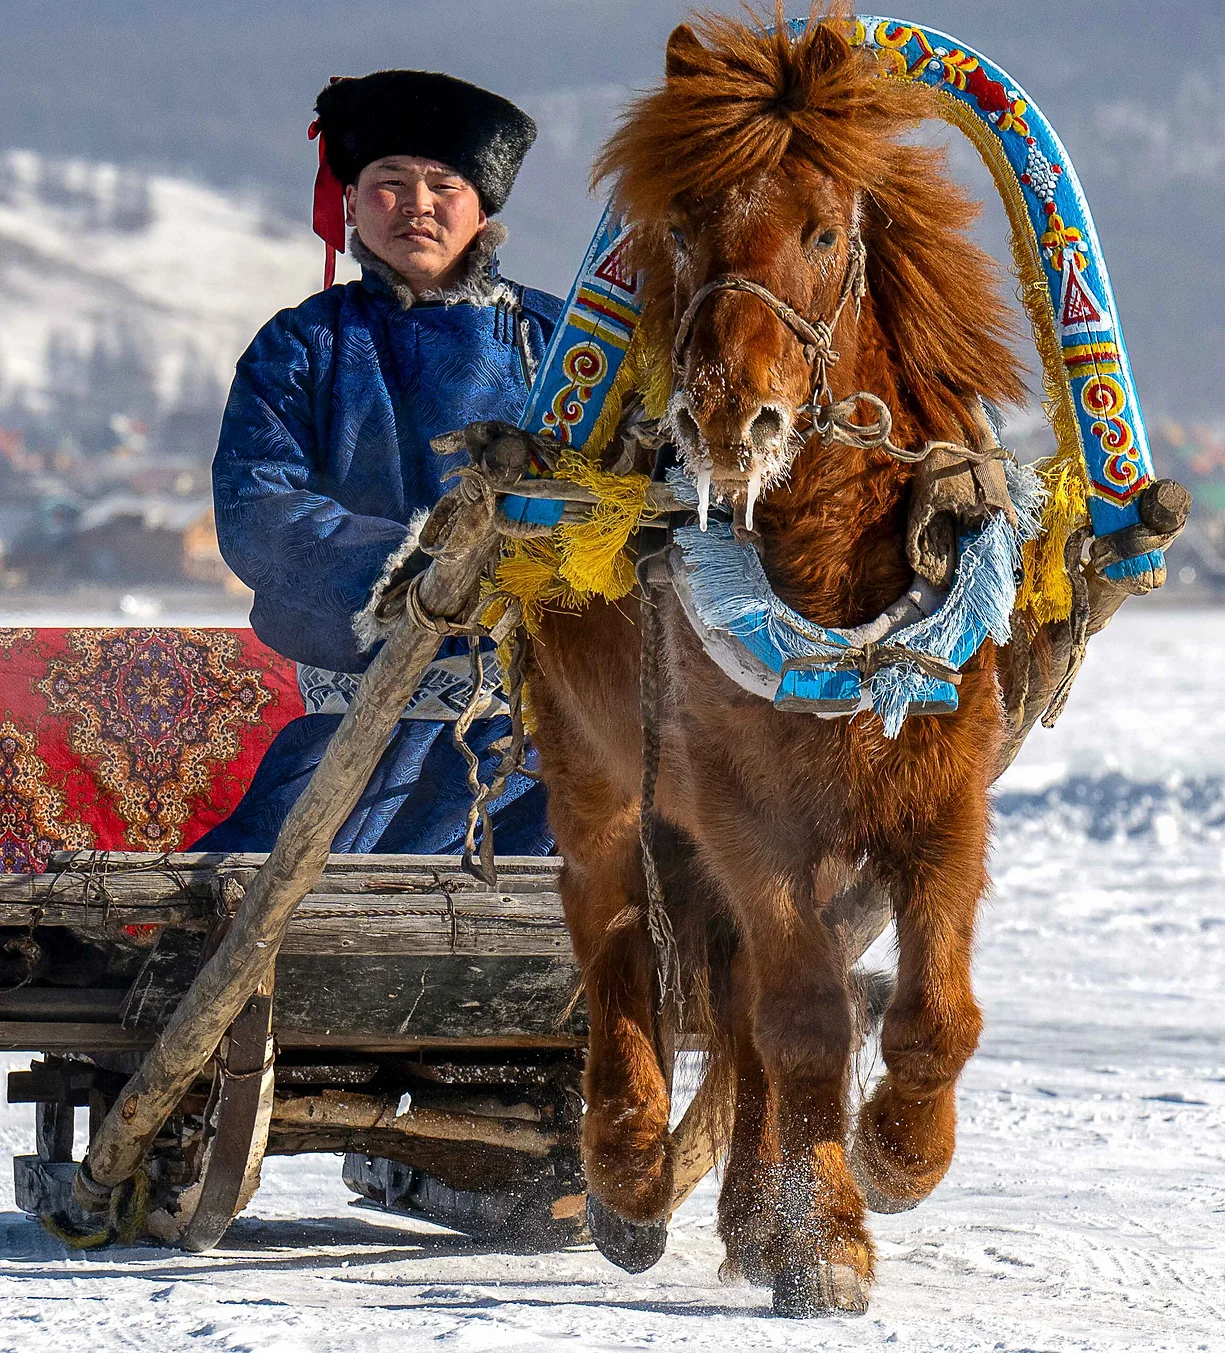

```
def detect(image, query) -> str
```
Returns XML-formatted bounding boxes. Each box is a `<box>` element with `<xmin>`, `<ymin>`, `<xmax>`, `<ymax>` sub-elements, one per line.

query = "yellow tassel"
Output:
<box><xmin>638</xmin><ymin>333</ymin><xmax>672</xmax><ymax>421</ymax></box>
<box><xmin>494</xmin><ymin>536</ymin><xmax>584</xmax><ymax>633</ymax></box>
<box><xmin>1016</xmin><ymin>443</ymin><xmax>1089</xmax><ymax>625</ymax></box>
<box><xmin>490</xmin><ymin>439</ymin><xmax>660</xmax><ymax>642</ymax></box>
<box><xmin>583</xmin><ymin>331</ymin><xmax>646</xmax><ymax>462</ymax></box>
<box><xmin>553</xmin><ymin>451</ymin><xmax>656</xmax><ymax>600</ymax></box>
<box><xmin>579</xmin><ymin>325</ymin><xmax>674</xmax><ymax>457</ymax></box>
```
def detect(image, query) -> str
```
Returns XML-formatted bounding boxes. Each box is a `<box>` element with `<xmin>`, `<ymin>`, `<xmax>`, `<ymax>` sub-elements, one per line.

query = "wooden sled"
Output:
<box><xmin>3</xmin><ymin>851</ymin><xmax>589</xmax><ymax>1251</ymax></box>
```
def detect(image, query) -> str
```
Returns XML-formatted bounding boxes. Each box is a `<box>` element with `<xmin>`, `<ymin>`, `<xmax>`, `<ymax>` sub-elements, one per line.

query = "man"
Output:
<box><xmin>195</xmin><ymin>71</ymin><xmax>562</xmax><ymax>854</ymax></box>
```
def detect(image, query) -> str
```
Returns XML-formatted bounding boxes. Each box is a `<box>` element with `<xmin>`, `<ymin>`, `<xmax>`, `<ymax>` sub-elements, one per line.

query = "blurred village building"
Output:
<box><xmin>0</xmin><ymin>316</ymin><xmax>246</xmax><ymax>605</ymax></box>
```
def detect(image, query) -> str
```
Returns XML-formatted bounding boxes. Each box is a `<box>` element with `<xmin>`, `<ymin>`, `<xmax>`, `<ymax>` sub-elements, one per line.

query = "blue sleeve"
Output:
<box><xmin>212</xmin><ymin>307</ymin><xmax>409</xmax><ymax>673</ymax></box>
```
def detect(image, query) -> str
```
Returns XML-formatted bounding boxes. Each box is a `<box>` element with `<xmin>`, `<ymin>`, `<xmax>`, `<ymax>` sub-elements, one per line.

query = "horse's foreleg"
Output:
<box><xmin>562</xmin><ymin>840</ymin><xmax>674</xmax><ymax>1229</ymax></box>
<box><xmin>716</xmin><ymin>948</ymin><xmax>778</xmax><ymax>1286</ymax></box>
<box><xmin>713</xmin><ymin>854</ymin><xmax>873</xmax><ymax>1314</ymax></box>
<box><xmin>757</xmin><ymin>940</ymin><xmax>873</xmax><ymax>1314</ymax></box>
<box><xmin>852</xmin><ymin>812</ymin><xmax>987</xmax><ymax>1213</ymax></box>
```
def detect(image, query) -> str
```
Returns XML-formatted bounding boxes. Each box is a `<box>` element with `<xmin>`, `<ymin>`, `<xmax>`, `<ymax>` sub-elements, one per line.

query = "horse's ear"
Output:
<box><xmin>665</xmin><ymin>24</ymin><xmax>705</xmax><ymax>79</ymax></box>
<box><xmin>802</xmin><ymin>19</ymin><xmax>853</xmax><ymax>75</ymax></box>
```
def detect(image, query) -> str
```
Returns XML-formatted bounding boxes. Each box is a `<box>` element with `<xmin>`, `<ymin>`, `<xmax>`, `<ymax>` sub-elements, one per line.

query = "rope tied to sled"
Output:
<box><xmin>636</xmin><ymin>551</ymin><xmax>683</xmax><ymax>1024</ymax></box>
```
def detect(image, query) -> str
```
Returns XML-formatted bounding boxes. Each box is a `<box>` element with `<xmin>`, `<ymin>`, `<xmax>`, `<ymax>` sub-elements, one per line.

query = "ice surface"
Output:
<box><xmin>0</xmin><ymin>604</ymin><xmax>1221</xmax><ymax>1351</ymax></box>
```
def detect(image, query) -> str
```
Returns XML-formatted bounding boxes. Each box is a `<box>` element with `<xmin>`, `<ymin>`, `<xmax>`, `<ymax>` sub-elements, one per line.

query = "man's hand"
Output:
<box><xmin>431</xmin><ymin>420</ymin><xmax>560</xmax><ymax>487</ymax></box>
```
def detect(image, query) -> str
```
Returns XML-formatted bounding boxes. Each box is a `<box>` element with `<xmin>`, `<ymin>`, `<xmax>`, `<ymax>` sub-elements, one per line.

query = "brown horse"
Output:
<box><xmin>525</xmin><ymin>11</ymin><xmax>1027</xmax><ymax>1315</ymax></box>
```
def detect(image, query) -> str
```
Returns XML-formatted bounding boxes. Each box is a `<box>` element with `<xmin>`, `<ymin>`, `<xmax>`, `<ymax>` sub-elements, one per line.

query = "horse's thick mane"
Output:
<box><xmin>595</xmin><ymin>8</ymin><xmax>1027</xmax><ymax>423</ymax></box>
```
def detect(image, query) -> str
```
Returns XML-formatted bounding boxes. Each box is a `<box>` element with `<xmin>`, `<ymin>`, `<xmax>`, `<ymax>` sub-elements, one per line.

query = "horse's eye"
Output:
<box><xmin>669</xmin><ymin>226</ymin><xmax>688</xmax><ymax>253</ymax></box>
<box><xmin>806</xmin><ymin>227</ymin><xmax>839</xmax><ymax>255</ymax></box>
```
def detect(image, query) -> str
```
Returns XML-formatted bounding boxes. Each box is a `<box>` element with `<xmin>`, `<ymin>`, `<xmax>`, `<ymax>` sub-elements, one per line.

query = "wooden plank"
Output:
<box><xmin>272</xmin><ymin>1032</ymin><xmax>586</xmax><ymax>1052</ymax></box>
<box><xmin>0</xmin><ymin>887</ymin><xmax>572</xmax><ymax>960</ymax></box>
<box><xmin>270</xmin><ymin>955</ymin><xmax>586</xmax><ymax>1041</ymax></box>
<box><xmin>270</xmin><ymin>1090</ymin><xmax>558</xmax><ymax>1156</ymax></box>
<box><xmin>46</xmin><ymin>851</ymin><xmax>564</xmax><ymax>877</ymax></box>
<box><xmin>0</xmin><ymin>1022</ymin><xmax>156</xmax><ymax>1053</ymax></box>
<box><xmin>110</xmin><ymin>939</ymin><xmax>585</xmax><ymax>1042</ymax></box>
<box><xmin>0</xmin><ymin>1022</ymin><xmax>583</xmax><ymax>1056</ymax></box>
<box><xmin>1</xmin><ymin>951</ymin><xmax>583</xmax><ymax>1049</ymax></box>
<box><xmin>120</xmin><ymin>929</ymin><xmax>206</xmax><ymax>1031</ymax></box>
<box><xmin>280</xmin><ymin>893</ymin><xmax>571</xmax><ymax>956</ymax></box>
<box><xmin>0</xmin><ymin>988</ymin><xmax>127</xmax><ymax>1021</ymax></box>
<box><xmin>3</xmin><ymin>880</ymin><xmax>572</xmax><ymax>957</ymax></box>
<box><xmin>10</xmin><ymin>868</ymin><xmax>564</xmax><ymax>903</ymax></box>
<box><xmin>0</xmin><ymin>871</ymin><xmax>567</xmax><ymax>929</ymax></box>
<box><xmin>0</xmin><ymin>892</ymin><xmax>565</xmax><ymax>930</ymax></box>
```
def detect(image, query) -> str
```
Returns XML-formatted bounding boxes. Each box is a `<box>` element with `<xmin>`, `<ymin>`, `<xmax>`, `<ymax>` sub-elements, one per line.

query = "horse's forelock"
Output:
<box><xmin>604</xmin><ymin>9</ymin><xmax>1027</xmax><ymax>431</ymax></box>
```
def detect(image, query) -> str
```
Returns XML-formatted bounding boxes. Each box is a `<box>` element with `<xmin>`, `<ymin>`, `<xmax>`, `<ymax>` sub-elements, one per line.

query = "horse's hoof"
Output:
<box><xmin>849</xmin><ymin>1138</ymin><xmax>926</xmax><ymax>1215</ymax></box>
<box><xmin>772</xmin><ymin>1261</ymin><xmax>870</xmax><ymax>1317</ymax></box>
<box><xmin>586</xmin><ymin>1193</ymin><xmax>667</xmax><ymax>1273</ymax></box>
<box><xmin>719</xmin><ymin>1246</ymin><xmax>771</xmax><ymax>1287</ymax></box>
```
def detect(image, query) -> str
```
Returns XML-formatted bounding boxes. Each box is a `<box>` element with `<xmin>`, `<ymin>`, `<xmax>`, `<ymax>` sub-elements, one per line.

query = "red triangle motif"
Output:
<box><xmin>1061</xmin><ymin>264</ymin><xmax>1104</xmax><ymax>328</ymax></box>
<box><xmin>593</xmin><ymin>239</ymin><xmax>637</xmax><ymax>294</ymax></box>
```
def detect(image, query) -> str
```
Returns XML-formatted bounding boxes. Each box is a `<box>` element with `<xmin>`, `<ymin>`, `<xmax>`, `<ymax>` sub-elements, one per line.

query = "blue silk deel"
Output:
<box><xmin>193</xmin><ymin>263</ymin><xmax>563</xmax><ymax>856</ymax></box>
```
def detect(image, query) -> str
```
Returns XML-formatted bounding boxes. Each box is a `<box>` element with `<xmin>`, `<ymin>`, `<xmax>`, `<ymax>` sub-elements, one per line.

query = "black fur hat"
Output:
<box><xmin>314</xmin><ymin>70</ymin><xmax>537</xmax><ymax>213</ymax></box>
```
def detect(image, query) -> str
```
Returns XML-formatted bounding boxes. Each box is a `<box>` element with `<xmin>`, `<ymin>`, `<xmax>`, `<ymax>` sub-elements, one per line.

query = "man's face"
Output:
<box><xmin>346</xmin><ymin>155</ymin><xmax>487</xmax><ymax>290</ymax></box>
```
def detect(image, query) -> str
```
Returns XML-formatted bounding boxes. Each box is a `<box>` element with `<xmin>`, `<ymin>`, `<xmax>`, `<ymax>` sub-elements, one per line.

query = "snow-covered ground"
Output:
<box><xmin>1</xmin><ymin>604</ymin><xmax>1222</xmax><ymax>1352</ymax></box>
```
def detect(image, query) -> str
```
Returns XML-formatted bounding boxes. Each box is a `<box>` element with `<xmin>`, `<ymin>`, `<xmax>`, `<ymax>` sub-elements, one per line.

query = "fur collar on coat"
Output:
<box><xmin>350</xmin><ymin>222</ymin><xmax>514</xmax><ymax>310</ymax></box>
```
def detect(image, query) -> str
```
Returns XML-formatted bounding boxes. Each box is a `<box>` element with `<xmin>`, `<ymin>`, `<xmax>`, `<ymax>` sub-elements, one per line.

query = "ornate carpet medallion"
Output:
<box><xmin>0</xmin><ymin>719</ymin><xmax>94</xmax><ymax>873</ymax></box>
<box><xmin>38</xmin><ymin>629</ymin><xmax>275</xmax><ymax>850</ymax></box>
<box><xmin>0</xmin><ymin>629</ymin><xmax>36</xmax><ymax>654</ymax></box>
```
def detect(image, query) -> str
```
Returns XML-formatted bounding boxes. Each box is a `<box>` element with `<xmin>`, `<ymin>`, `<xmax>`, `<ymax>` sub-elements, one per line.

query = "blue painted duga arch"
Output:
<box><xmin>506</xmin><ymin>15</ymin><xmax>1163</xmax><ymax>592</ymax></box>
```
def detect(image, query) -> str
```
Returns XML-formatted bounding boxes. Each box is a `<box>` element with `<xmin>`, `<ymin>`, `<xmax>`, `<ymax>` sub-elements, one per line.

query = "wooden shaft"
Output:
<box><xmin>269</xmin><ymin>1090</ymin><xmax>558</xmax><ymax>1156</ymax></box>
<box><xmin>82</xmin><ymin>490</ymin><xmax>497</xmax><ymax>1192</ymax></box>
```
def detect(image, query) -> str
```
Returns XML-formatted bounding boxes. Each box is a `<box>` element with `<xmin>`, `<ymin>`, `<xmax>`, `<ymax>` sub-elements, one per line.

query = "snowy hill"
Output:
<box><xmin>0</xmin><ymin>149</ymin><xmax>358</xmax><ymax>408</ymax></box>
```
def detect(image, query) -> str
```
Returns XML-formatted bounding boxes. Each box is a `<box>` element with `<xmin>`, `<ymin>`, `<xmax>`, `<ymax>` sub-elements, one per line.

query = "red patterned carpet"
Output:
<box><xmin>0</xmin><ymin>629</ymin><xmax>302</xmax><ymax>871</ymax></box>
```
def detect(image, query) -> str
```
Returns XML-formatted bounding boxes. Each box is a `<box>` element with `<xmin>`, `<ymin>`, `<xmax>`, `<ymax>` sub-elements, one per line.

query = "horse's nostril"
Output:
<box><xmin>674</xmin><ymin>405</ymin><xmax>702</xmax><ymax>451</ymax></box>
<box><xmin>748</xmin><ymin>406</ymin><xmax>785</xmax><ymax>450</ymax></box>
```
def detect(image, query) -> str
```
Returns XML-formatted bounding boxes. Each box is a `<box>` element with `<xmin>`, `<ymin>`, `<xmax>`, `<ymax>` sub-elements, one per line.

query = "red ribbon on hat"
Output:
<box><xmin>308</xmin><ymin>117</ymin><xmax>346</xmax><ymax>288</ymax></box>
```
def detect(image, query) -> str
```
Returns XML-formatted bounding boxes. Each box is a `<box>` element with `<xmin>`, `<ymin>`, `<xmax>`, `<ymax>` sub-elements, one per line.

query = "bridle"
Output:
<box><xmin>669</xmin><ymin>233</ymin><xmax>924</xmax><ymax>461</ymax></box>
